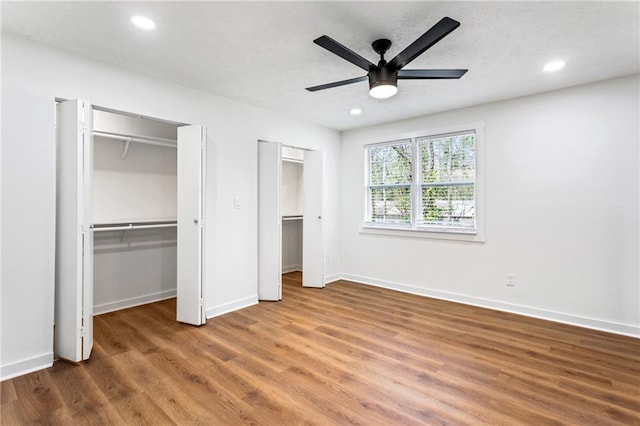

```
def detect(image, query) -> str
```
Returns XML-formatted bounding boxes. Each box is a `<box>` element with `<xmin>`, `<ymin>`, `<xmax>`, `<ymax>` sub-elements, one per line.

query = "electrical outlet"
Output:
<box><xmin>325</xmin><ymin>255</ymin><xmax>331</xmax><ymax>265</ymax></box>
<box><xmin>506</xmin><ymin>273</ymin><xmax>516</xmax><ymax>287</ymax></box>
<box><xmin>233</xmin><ymin>197</ymin><xmax>241</xmax><ymax>209</ymax></box>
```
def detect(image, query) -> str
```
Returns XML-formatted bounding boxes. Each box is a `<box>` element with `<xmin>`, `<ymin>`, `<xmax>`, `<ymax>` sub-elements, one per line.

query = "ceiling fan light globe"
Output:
<box><xmin>368</xmin><ymin>67</ymin><xmax>398</xmax><ymax>99</ymax></box>
<box><xmin>369</xmin><ymin>84</ymin><xmax>398</xmax><ymax>99</ymax></box>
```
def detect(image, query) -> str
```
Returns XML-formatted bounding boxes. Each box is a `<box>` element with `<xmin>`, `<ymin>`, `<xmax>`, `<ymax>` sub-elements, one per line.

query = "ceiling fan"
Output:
<box><xmin>306</xmin><ymin>17</ymin><xmax>467</xmax><ymax>99</ymax></box>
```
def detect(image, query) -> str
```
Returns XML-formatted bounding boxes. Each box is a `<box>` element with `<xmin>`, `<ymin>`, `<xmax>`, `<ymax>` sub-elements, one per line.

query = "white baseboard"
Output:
<box><xmin>281</xmin><ymin>270</ymin><xmax>340</xmax><ymax>285</ymax></box>
<box><xmin>94</xmin><ymin>289</ymin><xmax>177</xmax><ymax>315</ymax></box>
<box><xmin>324</xmin><ymin>273</ymin><xmax>342</xmax><ymax>284</ymax></box>
<box><xmin>206</xmin><ymin>295</ymin><xmax>259</xmax><ymax>319</ymax></box>
<box><xmin>1</xmin><ymin>352</ymin><xmax>53</xmax><ymax>382</ymax></box>
<box><xmin>341</xmin><ymin>274</ymin><xmax>640</xmax><ymax>338</ymax></box>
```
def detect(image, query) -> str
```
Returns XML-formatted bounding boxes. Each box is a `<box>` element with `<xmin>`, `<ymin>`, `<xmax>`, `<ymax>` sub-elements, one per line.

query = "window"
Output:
<box><xmin>364</xmin><ymin>123</ymin><xmax>483</xmax><ymax>239</ymax></box>
<box><xmin>367</xmin><ymin>140</ymin><xmax>412</xmax><ymax>225</ymax></box>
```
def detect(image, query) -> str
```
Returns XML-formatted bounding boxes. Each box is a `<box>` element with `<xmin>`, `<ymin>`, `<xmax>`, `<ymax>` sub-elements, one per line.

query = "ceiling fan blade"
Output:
<box><xmin>314</xmin><ymin>36</ymin><xmax>375</xmax><ymax>72</ymax></box>
<box><xmin>388</xmin><ymin>17</ymin><xmax>461</xmax><ymax>70</ymax></box>
<box><xmin>398</xmin><ymin>69</ymin><xmax>468</xmax><ymax>79</ymax></box>
<box><xmin>306</xmin><ymin>76</ymin><xmax>368</xmax><ymax>92</ymax></box>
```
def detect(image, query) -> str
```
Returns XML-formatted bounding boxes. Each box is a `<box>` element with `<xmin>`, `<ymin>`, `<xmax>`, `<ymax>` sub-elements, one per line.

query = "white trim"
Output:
<box><xmin>282</xmin><ymin>264</ymin><xmax>302</xmax><ymax>273</ymax></box>
<box><xmin>324</xmin><ymin>273</ymin><xmax>342</xmax><ymax>284</ymax></box>
<box><xmin>362</xmin><ymin>121</ymin><xmax>486</xmax><ymax>149</ymax></box>
<box><xmin>93</xmin><ymin>289</ymin><xmax>176</xmax><ymax>315</ymax></box>
<box><xmin>360</xmin><ymin>225</ymin><xmax>485</xmax><ymax>242</ymax></box>
<box><xmin>206</xmin><ymin>295</ymin><xmax>258</xmax><ymax>318</ymax></box>
<box><xmin>1</xmin><ymin>352</ymin><xmax>53</xmax><ymax>381</ymax></box>
<box><xmin>341</xmin><ymin>274</ymin><xmax>640</xmax><ymax>338</ymax></box>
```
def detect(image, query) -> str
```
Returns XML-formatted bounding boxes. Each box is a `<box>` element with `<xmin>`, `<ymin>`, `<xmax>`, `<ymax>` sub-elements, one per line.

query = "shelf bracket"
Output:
<box><xmin>121</xmin><ymin>138</ymin><xmax>132</xmax><ymax>160</ymax></box>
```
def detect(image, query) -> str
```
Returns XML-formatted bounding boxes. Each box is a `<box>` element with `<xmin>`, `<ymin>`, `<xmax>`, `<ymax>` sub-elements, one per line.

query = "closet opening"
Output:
<box><xmin>92</xmin><ymin>108</ymin><xmax>180</xmax><ymax>317</ymax></box>
<box><xmin>258</xmin><ymin>140</ymin><xmax>324</xmax><ymax>301</ymax></box>
<box><xmin>281</xmin><ymin>146</ymin><xmax>304</xmax><ymax>277</ymax></box>
<box><xmin>55</xmin><ymin>99</ymin><xmax>207</xmax><ymax>363</ymax></box>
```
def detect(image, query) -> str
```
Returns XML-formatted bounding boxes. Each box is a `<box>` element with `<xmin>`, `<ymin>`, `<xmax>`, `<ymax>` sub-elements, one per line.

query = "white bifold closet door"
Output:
<box><xmin>55</xmin><ymin>99</ymin><xmax>94</xmax><ymax>362</ymax></box>
<box><xmin>258</xmin><ymin>140</ymin><xmax>282</xmax><ymax>301</ymax></box>
<box><xmin>177</xmin><ymin>125</ymin><xmax>207</xmax><ymax>325</ymax></box>
<box><xmin>302</xmin><ymin>149</ymin><xmax>324</xmax><ymax>288</ymax></box>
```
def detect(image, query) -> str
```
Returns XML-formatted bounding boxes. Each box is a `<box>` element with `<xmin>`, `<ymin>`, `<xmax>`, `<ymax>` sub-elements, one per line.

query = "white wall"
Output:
<box><xmin>93</xmin><ymin>127</ymin><xmax>179</xmax><ymax>314</ymax></box>
<box><xmin>0</xmin><ymin>35</ymin><xmax>341</xmax><ymax>379</ymax></box>
<box><xmin>282</xmin><ymin>220</ymin><xmax>303</xmax><ymax>272</ymax></box>
<box><xmin>93</xmin><ymin>228</ymin><xmax>177</xmax><ymax>314</ymax></box>
<box><xmin>341</xmin><ymin>75</ymin><xmax>639</xmax><ymax>336</ymax></box>
<box><xmin>93</xmin><ymin>138</ymin><xmax>177</xmax><ymax>223</ymax></box>
<box><xmin>281</xmin><ymin>159</ymin><xmax>303</xmax><ymax>272</ymax></box>
<box><xmin>281</xmin><ymin>160</ymin><xmax>303</xmax><ymax>217</ymax></box>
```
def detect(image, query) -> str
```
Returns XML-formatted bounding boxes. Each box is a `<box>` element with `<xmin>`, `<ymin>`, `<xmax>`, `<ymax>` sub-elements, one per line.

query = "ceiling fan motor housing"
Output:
<box><xmin>368</xmin><ymin>67</ymin><xmax>397</xmax><ymax>89</ymax></box>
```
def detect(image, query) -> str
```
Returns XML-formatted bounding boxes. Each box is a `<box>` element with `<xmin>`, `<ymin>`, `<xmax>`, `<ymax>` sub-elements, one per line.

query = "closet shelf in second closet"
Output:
<box><xmin>282</xmin><ymin>215</ymin><xmax>303</xmax><ymax>221</ymax></box>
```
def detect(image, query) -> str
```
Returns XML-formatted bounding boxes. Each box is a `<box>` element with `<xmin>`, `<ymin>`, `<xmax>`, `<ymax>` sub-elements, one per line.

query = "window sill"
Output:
<box><xmin>360</xmin><ymin>224</ymin><xmax>485</xmax><ymax>243</ymax></box>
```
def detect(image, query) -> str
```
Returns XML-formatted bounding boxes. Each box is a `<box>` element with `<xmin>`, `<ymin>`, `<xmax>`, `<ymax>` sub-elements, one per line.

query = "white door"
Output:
<box><xmin>55</xmin><ymin>99</ymin><xmax>94</xmax><ymax>362</ymax></box>
<box><xmin>302</xmin><ymin>150</ymin><xmax>324</xmax><ymax>288</ymax></box>
<box><xmin>177</xmin><ymin>125</ymin><xmax>207</xmax><ymax>325</ymax></box>
<box><xmin>258</xmin><ymin>140</ymin><xmax>282</xmax><ymax>300</ymax></box>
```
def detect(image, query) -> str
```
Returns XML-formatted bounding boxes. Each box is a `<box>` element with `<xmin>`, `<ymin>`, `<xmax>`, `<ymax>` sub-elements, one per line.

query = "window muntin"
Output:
<box><xmin>365</xmin><ymin>130</ymin><xmax>477</xmax><ymax>234</ymax></box>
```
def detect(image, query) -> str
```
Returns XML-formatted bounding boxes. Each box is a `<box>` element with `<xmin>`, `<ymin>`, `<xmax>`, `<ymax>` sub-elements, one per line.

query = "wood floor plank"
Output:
<box><xmin>0</xmin><ymin>381</ymin><xmax>16</xmax><ymax>405</ymax></box>
<box><xmin>83</xmin><ymin>341</ymin><xmax>141</xmax><ymax>402</ymax></box>
<box><xmin>2</xmin><ymin>271</ymin><xmax>638</xmax><ymax>425</ymax></box>
<box><xmin>110</xmin><ymin>391</ymin><xmax>177</xmax><ymax>425</ymax></box>
<box><xmin>113</xmin><ymin>350</ymin><xmax>215</xmax><ymax>425</ymax></box>
<box><xmin>48</xmin><ymin>361</ymin><xmax>109</xmax><ymax>417</ymax></box>
<box><xmin>8</xmin><ymin>370</ymin><xmax>65</xmax><ymax>421</ymax></box>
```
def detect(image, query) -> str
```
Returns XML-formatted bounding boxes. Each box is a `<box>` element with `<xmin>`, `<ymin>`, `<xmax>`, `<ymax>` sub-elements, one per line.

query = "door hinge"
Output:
<box><xmin>78</xmin><ymin>327</ymin><xmax>85</xmax><ymax>338</ymax></box>
<box><xmin>199</xmin><ymin>298</ymin><xmax>205</xmax><ymax>307</ymax></box>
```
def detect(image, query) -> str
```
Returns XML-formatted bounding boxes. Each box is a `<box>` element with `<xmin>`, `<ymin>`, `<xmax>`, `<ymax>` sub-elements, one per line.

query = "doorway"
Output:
<box><xmin>257</xmin><ymin>140</ymin><xmax>324</xmax><ymax>301</ymax></box>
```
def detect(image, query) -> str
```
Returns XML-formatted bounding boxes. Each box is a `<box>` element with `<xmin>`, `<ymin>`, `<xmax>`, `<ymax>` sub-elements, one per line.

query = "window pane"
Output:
<box><xmin>370</xmin><ymin>186</ymin><xmax>411</xmax><ymax>224</ymax></box>
<box><xmin>419</xmin><ymin>133</ymin><xmax>475</xmax><ymax>184</ymax></box>
<box><xmin>369</xmin><ymin>142</ymin><xmax>412</xmax><ymax>185</ymax></box>
<box><xmin>420</xmin><ymin>185</ymin><xmax>475</xmax><ymax>228</ymax></box>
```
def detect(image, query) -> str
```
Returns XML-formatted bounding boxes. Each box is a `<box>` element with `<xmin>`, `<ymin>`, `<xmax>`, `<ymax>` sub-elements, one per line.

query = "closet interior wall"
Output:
<box><xmin>92</xmin><ymin>110</ymin><xmax>179</xmax><ymax>314</ymax></box>
<box><xmin>281</xmin><ymin>147</ymin><xmax>304</xmax><ymax>273</ymax></box>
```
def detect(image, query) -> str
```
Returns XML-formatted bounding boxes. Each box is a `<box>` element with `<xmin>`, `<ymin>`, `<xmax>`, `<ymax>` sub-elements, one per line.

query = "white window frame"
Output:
<box><xmin>361</xmin><ymin>122</ymin><xmax>485</xmax><ymax>243</ymax></box>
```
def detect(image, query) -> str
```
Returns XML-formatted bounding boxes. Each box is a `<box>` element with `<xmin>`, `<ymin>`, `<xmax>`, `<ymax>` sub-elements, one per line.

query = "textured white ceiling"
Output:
<box><xmin>2</xmin><ymin>1</ymin><xmax>638</xmax><ymax>131</ymax></box>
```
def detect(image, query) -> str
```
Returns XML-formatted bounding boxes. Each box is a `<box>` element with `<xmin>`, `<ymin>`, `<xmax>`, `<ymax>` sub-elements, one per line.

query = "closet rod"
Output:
<box><xmin>93</xmin><ymin>130</ymin><xmax>177</xmax><ymax>148</ymax></box>
<box><xmin>92</xmin><ymin>223</ymin><xmax>177</xmax><ymax>232</ymax></box>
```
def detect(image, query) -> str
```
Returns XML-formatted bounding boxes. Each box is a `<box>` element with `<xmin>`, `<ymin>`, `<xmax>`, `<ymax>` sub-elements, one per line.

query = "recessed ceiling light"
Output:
<box><xmin>349</xmin><ymin>108</ymin><xmax>362</xmax><ymax>116</ymax></box>
<box><xmin>543</xmin><ymin>60</ymin><xmax>565</xmax><ymax>72</ymax></box>
<box><xmin>131</xmin><ymin>15</ymin><xmax>156</xmax><ymax>30</ymax></box>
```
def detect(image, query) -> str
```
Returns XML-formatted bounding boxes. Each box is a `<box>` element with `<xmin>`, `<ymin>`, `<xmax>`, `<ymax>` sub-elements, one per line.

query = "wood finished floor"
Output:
<box><xmin>2</xmin><ymin>272</ymin><xmax>639</xmax><ymax>425</ymax></box>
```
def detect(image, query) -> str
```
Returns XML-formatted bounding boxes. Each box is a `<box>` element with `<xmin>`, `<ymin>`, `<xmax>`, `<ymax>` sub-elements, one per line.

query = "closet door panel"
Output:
<box><xmin>177</xmin><ymin>125</ymin><xmax>206</xmax><ymax>325</ymax></box>
<box><xmin>55</xmin><ymin>99</ymin><xmax>93</xmax><ymax>362</ymax></box>
<box><xmin>302</xmin><ymin>150</ymin><xmax>325</xmax><ymax>288</ymax></box>
<box><xmin>82</xmin><ymin>102</ymin><xmax>94</xmax><ymax>359</ymax></box>
<box><xmin>258</xmin><ymin>140</ymin><xmax>282</xmax><ymax>300</ymax></box>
